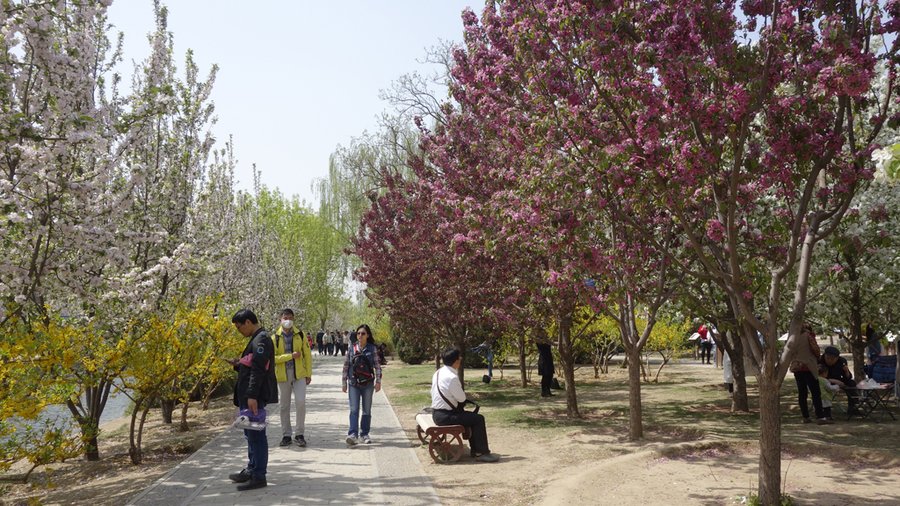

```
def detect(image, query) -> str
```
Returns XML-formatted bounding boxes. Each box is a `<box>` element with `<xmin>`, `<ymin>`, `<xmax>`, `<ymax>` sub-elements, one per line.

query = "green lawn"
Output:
<box><xmin>382</xmin><ymin>358</ymin><xmax>900</xmax><ymax>459</ymax></box>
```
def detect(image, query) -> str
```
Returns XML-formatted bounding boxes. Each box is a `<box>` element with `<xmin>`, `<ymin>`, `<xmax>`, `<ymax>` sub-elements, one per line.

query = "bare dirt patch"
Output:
<box><xmin>1</xmin><ymin>397</ymin><xmax>234</xmax><ymax>506</ymax></box>
<box><xmin>384</xmin><ymin>361</ymin><xmax>900</xmax><ymax>506</ymax></box>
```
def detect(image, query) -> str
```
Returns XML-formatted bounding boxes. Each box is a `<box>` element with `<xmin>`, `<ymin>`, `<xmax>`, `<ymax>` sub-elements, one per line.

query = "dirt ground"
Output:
<box><xmin>1</xmin><ymin>397</ymin><xmax>235</xmax><ymax>506</ymax></box>
<box><xmin>3</xmin><ymin>362</ymin><xmax>899</xmax><ymax>506</ymax></box>
<box><xmin>384</xmin><ymin>362</ymin><xmax>900</xmax><ymax>506</ymax></box>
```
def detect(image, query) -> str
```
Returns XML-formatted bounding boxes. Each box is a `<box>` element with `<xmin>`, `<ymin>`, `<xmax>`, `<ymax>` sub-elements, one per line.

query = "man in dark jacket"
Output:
<box><xmin>228</xmin><ymin>309</ymin><xmax>278</xmax><ymax>491</ymax></box>
<box><xmin>537</xmin><ymin>340</ymin><xmax>555</xmax><ymax>397</ymax></box>
<box><xmin>820</xmin><ymin>346</ymin><xmax>859</xmax><ymax>414</ymax></box>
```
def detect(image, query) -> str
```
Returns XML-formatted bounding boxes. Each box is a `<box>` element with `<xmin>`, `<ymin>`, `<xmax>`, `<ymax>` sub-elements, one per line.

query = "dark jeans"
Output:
<box><xmin>793</xmin><ymin>371</ymin><xmax>824</xmax><ymax>419</ymax></box>
<box><xmin>700</xmin><ymin>342</ymin><xmax>713</xmax><ymax>364</ymax></box>
<box><xmin>433</xmin><ymin>408</ymin><xmax>491</xmax><ymax>456</ymax></box>
<box><xmin>242</xmin><ymin>402</ymin><xmax>268</xmax><ymax>479</ymax></box>
<box><xmin>842</xmin><ymin>378</ymin><xmax>859</xmax><ymax>410</ymax></box>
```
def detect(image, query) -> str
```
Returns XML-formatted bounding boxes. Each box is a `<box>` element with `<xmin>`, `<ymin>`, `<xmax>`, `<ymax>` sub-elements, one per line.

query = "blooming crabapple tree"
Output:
<box><xmin>421</xmin><ymin>3</ymin><xmax>686</xmax><ymax>427</ymax></box>
<box><xmin>0</xmin><ymin>0</ymin><xmax>353</xmax><ymax>472</ymax></box>
<box><xmin>353</xmin><ymin>173</ymin><xmax>517</xmax><ymax>385</ymax></box>
<box><xmin>0</xmin><ymin>0</ymin><xmax>141</xmax><ymax>461</ymax></box>
<box><xmin>111</xmin><ymin>2</ymin><xmax>220</xmax><ymax>424</ymax></box>
<box><xmin>808</xmin><ymin>179</ymin><xmax>900</xmax><ymax>378</ymax></box>
<box><xmin>453</xmin><ymin>1</ymin><xmax>899</xmax><ymax>502</ymax></box>
<box><xmin>0</xmin><ymin>0</ymin><xmax>126</xmax><ymax>325</ymax></box>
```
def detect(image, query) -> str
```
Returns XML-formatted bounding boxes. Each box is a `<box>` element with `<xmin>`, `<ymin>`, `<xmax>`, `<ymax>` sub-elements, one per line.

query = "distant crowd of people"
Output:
<box><xmin>314</xmin><ymin>329</ymin><xmax>350</xmax><ymax>356</ymax></box>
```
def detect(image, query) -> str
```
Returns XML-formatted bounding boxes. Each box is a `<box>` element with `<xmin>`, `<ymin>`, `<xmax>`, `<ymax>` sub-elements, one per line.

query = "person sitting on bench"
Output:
<box><xmin>820</xmin><ymin>346</ymin><xmax>860</xmax><ymax>415</ymax></box>
<box><xmin>431</xmin><ymin>347</ymin><xmax>500</xmax><ymax>463</ymax></box>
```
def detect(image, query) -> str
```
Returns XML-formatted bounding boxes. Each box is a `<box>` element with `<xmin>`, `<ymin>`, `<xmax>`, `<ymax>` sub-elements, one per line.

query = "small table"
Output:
<box><xmin>845</xmin><ymin>383</ymin><xmax>896</xmax><ymax>422</ymax></box>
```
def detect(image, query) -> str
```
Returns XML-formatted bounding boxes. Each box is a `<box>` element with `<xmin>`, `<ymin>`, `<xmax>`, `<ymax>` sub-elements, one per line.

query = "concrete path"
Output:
<box><xmin>128</xmin><ymin>355</ymin><xmax>438</xmax><ymax>506</ymax></box>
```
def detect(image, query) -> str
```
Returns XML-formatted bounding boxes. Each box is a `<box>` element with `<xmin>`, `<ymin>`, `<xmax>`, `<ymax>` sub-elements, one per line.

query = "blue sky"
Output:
<box><xmin>108</xmin><ymin>0</ymin><xmax>475</xmax><ymax>206</ymax></box>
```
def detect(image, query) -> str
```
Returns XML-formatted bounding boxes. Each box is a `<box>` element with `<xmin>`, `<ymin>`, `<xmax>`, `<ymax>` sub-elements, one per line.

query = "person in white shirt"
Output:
<box><xmin>431</xmin><ymin>348</ymin><xmax>499</xmax><ymax>463</ymax></box>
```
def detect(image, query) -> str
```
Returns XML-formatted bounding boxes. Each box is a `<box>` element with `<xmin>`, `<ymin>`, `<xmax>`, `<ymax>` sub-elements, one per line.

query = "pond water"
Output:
<box><xmin>4</xmin><ymin>385</ymin><xmax>132</xmax><ymax>436</ymax></box>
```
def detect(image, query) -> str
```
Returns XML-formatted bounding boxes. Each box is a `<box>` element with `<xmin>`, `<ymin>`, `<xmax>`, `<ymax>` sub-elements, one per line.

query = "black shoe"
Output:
<box><xmin>279</xmin><ymin>436</ymin><xmax>292</xmax><ymax>447</ymax></box>
<box><xmin>228</xmin><ymin>469</ymin><xmax>251</xmax><ymax>483</ymax></box>
<box><xmin>236</xmin><ymin>477</ymin><xmax>267</xmax><ymax>491</ymax></box>
<box><xmin>295</xmin><ymin>435</ymin><xmax>306</xmax><ymax>447</ymax></box>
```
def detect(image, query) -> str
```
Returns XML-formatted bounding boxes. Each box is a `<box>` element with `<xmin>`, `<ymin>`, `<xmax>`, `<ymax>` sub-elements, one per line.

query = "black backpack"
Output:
<box><xmin>351</xmin><ymin>348</ymin><xmax>375</xmax><ymax>386</ymax></box>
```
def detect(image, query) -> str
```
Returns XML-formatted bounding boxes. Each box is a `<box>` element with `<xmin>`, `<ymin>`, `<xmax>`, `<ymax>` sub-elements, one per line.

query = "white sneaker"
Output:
<box><xmin>346</xmin><ymin>435</ymin><xmax>358</xmax><ymax>446</ymax></box>
<box><xmin>361</xmin><ymin>435</ymin><xmax>371</xmax><ymax>444</ymax></box>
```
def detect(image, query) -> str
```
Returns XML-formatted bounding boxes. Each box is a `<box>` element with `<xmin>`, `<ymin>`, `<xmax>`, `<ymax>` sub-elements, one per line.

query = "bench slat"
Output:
<box><xmin>416</xmin><ymin>413</ymin><xmax>469</xmax><ymax>440</ymax></box>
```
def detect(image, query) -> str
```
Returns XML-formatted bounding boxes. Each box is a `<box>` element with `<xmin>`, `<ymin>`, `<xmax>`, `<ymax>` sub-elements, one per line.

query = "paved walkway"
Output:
<box><xmin>128</xmin><ymin>356</ymin><xmax>439</xmax><ymax>505</ymax></box>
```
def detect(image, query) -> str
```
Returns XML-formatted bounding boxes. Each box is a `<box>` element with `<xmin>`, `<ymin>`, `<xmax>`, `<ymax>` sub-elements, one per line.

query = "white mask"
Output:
<box><xmin>281</xmin><ymin>319</ymin><xmax>293</xmax><ymax>329</ymax></box>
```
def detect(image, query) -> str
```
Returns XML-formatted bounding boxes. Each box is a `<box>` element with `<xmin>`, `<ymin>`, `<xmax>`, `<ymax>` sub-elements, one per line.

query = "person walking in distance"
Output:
<box><xmin>325</xmin><ymin>331</ymin><xmax>333</xmax><ymax>356</ymax></box>
<box><xmin>335</xmin><ymin>330</ymin><xmax>345</xmax><ymax>357</ymax></box>
<box><xmin>536</xmin><ymin>339</ymin><xmax>555</xmax><ymax>397</ymax></box>
<box><xmin>342</xmin><ymin>324</ymin><xmax>382</xmax><ymax>445</ymax></box>
<box><xmin>272</xmin><ymin>308</ymin><xmax>312</xmax><ymax>448</ymax></box>
<box><xmin>227</xmin><ymin>309</ymin><xmax>278</xmax><ymax>491</ymax></box>
<box><xmin>698</xmin><ymin>324</ymin><xmax>713</xmax><ymax>364</ymax></box>
<box><xmin>316</xmin><ymin>329</ymin><xmax>325</xmax><ymax>356</ymax></box>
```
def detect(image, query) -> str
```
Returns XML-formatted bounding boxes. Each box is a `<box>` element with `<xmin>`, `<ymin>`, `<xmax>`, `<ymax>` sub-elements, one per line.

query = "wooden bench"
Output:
<box><xmin>415</xmin><ymin>412</ymin><xmax>471</xmax><ymax>463</ymax></box>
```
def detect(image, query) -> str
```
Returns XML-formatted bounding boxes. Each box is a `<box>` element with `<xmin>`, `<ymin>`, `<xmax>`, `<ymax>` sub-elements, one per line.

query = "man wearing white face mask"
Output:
<box><xmin>272</xmin><ymin>308</ymin><xmax>312</xmax><ymax>447</ymax></box>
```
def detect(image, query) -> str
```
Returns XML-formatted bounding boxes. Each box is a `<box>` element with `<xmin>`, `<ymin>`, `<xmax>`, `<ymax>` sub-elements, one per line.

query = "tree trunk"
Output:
<box><xmin>652</xmin><ymin>352</ymin><xmax>669</xmax><ymax>382</ymax></box>
<box><xmin>730</xmin><ymin>326</ymin><xmax>751</xmax><ymax>412</ymax></box>
<box><xmin>732</xmin><ymin>365</ymin><xmax>750</xmax><ymax>412</ymax></box>
<box><xmin>557</xmin><ymin>310</ymin><xmax>579</xmax><ymax>418</ymax></box>
<box><xmin>66</xmin><ymin>409</ymin><xmax>101</xmax><ymax>462</ymax></box>
<box><xmin>848</xmin><ymin>261</ymin><xmax>866</xmax><ymax>380</ymax></box>
<box><xmin>135</xmin><ymin>403</ymin><xmax>152</xmax><ymax>464</ymax></box>
<box><xmin>454</xmin><ymin>334</ymin><xmax>468</xmax><ymax>387</ymax></box>
<box><xmin>626</xmin><ymin>347</ymin><xmax>643</xmax><ymax>440</ymax></box>
<box><xmin>849</xmin><ymin>341</ymin><xmax>867</xmax><ymax>382</ymax></box>
<box><xmin>179</xmin><ymin>400</ymin><xmax>190</xmax><ymax>432</ymax></box>
<box><xmin>201</xmin><ymin>380</ymin><xmax>220</xmax><ymax>410</ymax></box>
<box><xmin>129</xmin><ymin>397</ymin><xmax>145</xmax><ymax>465</ymax></box>
<box><xmin>66</xmin><ymin>381</ymin><xmax>113</xmax><ymax>461</ymax></box>
<box><xmin>519</xmin><ymin>333</ymin><xmax>528</xmax><ymax>387</ymax></box>
<box><xmin>757</xmin><ymin>374</ymin><xmax>782</xmax><ymax>505</ymax></box>
<box><xmin>84</xmin><ymin>433</ymin><xmax>100</xmax><ymax>462</ymax></box>
<box><xmin>160</xmin><ymin>398</ymin><xmax>176</xmax><ymax>424</ymax></box>
<box><xmin>21</xmin><ymin>464</ymin><xmax>38</xmax><ymax>484</ymax></box>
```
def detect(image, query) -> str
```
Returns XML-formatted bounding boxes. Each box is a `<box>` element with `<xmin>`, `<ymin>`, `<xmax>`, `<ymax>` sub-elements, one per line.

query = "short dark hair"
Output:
<box><xmin>442</xmin><ymin>347</ymin><xmax>461</xmax><ymax>366</ymax></box>
<box><xmin>231</xmin><ymin>309</ymin><xmax>258</xmax><ymax>325</ymax></box>
<box><xmin>823</xmin><ymin>346</ymin><xmax>840</xmax><ymax>357</ymax></box>
<box><xmin>281</xmin><ymin>308</ymin><xmax>294</xmax><ymax>318</ymax></box>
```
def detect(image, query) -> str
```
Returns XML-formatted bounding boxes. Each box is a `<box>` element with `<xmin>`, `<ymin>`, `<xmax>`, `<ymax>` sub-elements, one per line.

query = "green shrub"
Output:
<box><xmin>394</xmin><ymin>333</ymin><xmax>430</xmax><ymax>365</ymax></box>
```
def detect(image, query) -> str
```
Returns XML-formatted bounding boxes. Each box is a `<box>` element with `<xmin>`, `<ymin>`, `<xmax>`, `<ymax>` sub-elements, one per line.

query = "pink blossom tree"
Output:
<box><xmin>352</xmin><ymin>173</ymin><xmax>519</xmax><ymax>385</ymax></box>
<box><xmin>439</xmin><ymin>1</ymin><xmax>899</xmax><ymax>502</ymax></box>
<box><xmin>417</xmin><ymin>2</ymin><xmax>688</xmax><ymax>428</ymax></box>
